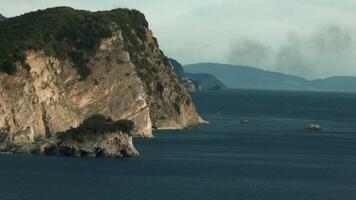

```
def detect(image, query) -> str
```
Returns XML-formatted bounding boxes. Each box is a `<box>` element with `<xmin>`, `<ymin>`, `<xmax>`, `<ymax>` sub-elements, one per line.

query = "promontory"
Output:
<box><xmin>0</xmin><ymin>7</ymin><xmax>204</xmax><ymax>157</ymax></box>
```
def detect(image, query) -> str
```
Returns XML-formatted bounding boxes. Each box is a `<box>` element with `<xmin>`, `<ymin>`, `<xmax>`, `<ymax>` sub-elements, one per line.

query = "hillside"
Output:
<box><xmin>169</xmin><ymin>58</ymin><xmax>185</xmax><ymax>77</ymax></box>
<box><xmin>0</xmin><ymin>14</ymin><xmax>6</xmax><ymax>21</ymax></box>
<box><xmin>169</xmin><ymin>59</ymin><xmax>226</xmax><ymax>91</ymax></box>
<box><xmin>184</xmin><ymin>63</ymin><xmax>356</xmax><ymax>92</ymax></box>
<box><xmin>0</xmin><ymin>7</ymin><xmax>204</xmax><ymax>157</ymax></box>
<box><xmin>184</xmin><ymin>63</ymin><xmax>308</xmax><ymax>90</ymax></box>
<box><xmin>185</xmin><ymin>73</ymin><xmax>226</xmax><ymax>90</ymax></box>
<box><xmin>308</xmin><ymin>76</ymin><xmax>356</xmax><ymax>92</ymax></box>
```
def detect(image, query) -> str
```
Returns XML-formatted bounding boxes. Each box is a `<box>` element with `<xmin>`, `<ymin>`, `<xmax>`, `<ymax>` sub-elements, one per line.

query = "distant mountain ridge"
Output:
<box><xmin>184</xmin><ymin>63</ymin><xmax>356</xmax><ymax>92</ymax></box>
<box><xmin>308</xmin><ymin>76</ymin><xmax>356</xmax><ymax>92</ymax></box>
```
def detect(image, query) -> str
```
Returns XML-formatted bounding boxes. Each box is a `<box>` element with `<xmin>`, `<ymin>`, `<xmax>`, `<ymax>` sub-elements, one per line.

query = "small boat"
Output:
<box><xmin>240</xmin><ymin>119</ymin><xmax>249</xmax><ymax>124</ymax></box>
<box><xmin>307</xmin><ymin>123</ymin><xmax>321</xmax><ymax>131</ymax></box>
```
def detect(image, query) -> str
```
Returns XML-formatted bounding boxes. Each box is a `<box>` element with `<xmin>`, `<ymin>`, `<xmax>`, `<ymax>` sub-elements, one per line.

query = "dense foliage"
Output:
<box><xmin>0</xmin><ymin>7</ymin><xmax>148</xmax><ymax>77</ymax></box>
<box><xmin>58</xmin><ymin>114</ymin><xmax>134</xmax><ymax>143</ymax></box>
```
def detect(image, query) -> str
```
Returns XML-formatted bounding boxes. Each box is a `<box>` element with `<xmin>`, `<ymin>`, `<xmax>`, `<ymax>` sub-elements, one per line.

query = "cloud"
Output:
<box><xmin>274</xmin><ymin>33</ymin><xmax>312</xmax><ymax>77</ymax></box>
<box><xmin>275</xmin><ymin>24</ymin><xmax>355</xmax><ymax>79</ymax></box>
<box><xmin>228</xmin><ymin>24</ymin><xmax>356</xmax><ymax>79</ymax></box>
<box><xmin>228</xmin><ymin>38</ymin><xmax>271</xmax><ymax>68</ymax></box>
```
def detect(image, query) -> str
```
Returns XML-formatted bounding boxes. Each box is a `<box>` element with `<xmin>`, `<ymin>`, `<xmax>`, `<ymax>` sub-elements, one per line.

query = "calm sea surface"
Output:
<box><xmin>1</xmin><ymin>89</ymin><xmax>356</xmax><ymax>200</ymax></box>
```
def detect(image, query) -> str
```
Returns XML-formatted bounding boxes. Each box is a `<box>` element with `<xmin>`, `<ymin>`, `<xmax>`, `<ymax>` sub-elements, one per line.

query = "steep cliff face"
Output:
<box><xmin>0</xmin><ymin>7</ymin><xmax>203</xmax><ymax>157</ymax></box>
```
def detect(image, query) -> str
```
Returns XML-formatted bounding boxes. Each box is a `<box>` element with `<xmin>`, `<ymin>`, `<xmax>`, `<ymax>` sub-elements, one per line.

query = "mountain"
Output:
<box><xmin>169</xmin><ymin>59</ymin><xmax>226</xmax><ymax>91</ymax></box>
<box><xmin>308</xmin><ymin>76</ymin><xmax>356</xmax><ymax>92</ymax></box>
<box><xmin>185</xmin><ymin>73</ymin><xmax>226</xmax><ymax>90</ymax></box>
<box><xmin>169</xmin><ymin>58</ymin><xmax>201</xmax><ymax>92</ymax></box>
<box><xmin>184</xmin><ymin>63</ymin><xmax>356</xmax><ymax>92</ymax></box>
<box><xmin>0</xmin><ymin>7</ymin><xmax>204</xmax><ymax>157</ymax></box>
<box><xmin>184</xmin><ymin>63</ymin><xmax>308</xmax><ymax>90</ymax></box>
<box><xmin>169</xmin><ymin>58</ymin><xmax>185</xmax><ymax>77</ymax></box>
<box><xmin>0</xmin><ymin>14</ymin><xmax>6</xmax><ymax>21</ymax></box>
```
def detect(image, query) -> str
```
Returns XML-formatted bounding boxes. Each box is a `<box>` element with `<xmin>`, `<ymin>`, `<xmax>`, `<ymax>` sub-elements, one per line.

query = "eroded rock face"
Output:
<box><xmin>0</xmin><ymin>9</ymin><xmax>204</xmax><ymax>157</ymax></box>
<box><xmin>44</xmin><ymin>132</ymin><xmax>138</xmax><ymax>158</ymax></box>
<box><xmin>132</xmin><ymin>30</ymin><xmax>205</xmax><ymax>130</ymax></box>
<box><xmin>0</xmin><ymin>131</ymin><xmax>138</xmax><ymax>158</ymax></box>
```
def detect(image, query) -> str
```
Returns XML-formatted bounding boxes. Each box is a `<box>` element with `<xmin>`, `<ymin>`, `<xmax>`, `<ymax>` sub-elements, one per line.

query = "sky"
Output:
<box><xmin>1</xmin><ymin>0</ymin><xmax>356</xmax><ymax>79</ymax></box>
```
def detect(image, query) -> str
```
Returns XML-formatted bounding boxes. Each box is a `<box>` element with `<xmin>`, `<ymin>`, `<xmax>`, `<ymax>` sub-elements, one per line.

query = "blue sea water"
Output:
<box><xmin>1</xmin><ymin>89</ymin><xmax>356</xmax><ymax>200</ymax></box>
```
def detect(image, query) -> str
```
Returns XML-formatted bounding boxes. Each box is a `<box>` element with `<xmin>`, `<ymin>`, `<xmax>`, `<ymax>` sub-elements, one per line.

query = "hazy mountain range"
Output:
<box><xmin>184</xmin><ymin>63</ymin><xmax>356</xmax><ymax>92</ymax></box>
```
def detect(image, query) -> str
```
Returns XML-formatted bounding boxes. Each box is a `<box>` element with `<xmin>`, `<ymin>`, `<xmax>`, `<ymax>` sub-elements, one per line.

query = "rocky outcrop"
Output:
<box><xmin>0</xmin><ymin>130</ymin><xmax>139</xmax><ymax>158</ymax></box>
<box><xmin>180</xmin><ymin>77</ymin><xmax>202</xmax><ymax>92</ymax></box>
<box><xmin>169</xmin><ymin>58</ymin><xmax>202</xmax><ymax>92</ymax></box>
<box><xmin>185</xmin><ymin>73</ymin><xmax>226</xmax><ymax>91</ymax></box>
<box><xmin>0</xmin><ymin>7</ymin><xmax>204</xmax><ymax>157</ymax></box>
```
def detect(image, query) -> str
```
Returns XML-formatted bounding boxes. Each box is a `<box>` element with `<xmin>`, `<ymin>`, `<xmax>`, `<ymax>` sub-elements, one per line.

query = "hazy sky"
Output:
<box><xmin>1</xmin><ymin>0</ymin><xmax>356</xmax><ymax>79</ymax></box>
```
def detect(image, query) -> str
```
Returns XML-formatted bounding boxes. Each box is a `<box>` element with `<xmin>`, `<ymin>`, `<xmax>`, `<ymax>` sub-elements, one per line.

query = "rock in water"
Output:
<box><xmin>0</xmin><ymin>7</ymin><xmax>204</xmax><ymax>157</ymax></box>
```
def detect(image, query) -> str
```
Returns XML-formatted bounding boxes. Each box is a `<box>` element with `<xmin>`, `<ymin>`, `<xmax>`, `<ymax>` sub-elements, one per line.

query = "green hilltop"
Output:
<box><xmin>0</xmin><ymin>7</ymin><xmax>148</xmax><ymax>77</ymax></box>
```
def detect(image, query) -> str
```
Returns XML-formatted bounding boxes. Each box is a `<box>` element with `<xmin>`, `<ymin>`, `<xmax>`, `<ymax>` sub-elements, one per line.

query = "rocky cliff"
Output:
<box><xmin>0</xmin><ymin>7</ymin><xmax>204</xmax><ymax>157</ymax></box>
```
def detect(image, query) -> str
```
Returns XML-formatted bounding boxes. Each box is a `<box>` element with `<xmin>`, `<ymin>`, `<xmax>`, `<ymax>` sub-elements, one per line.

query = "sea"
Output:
<box><xmin>1</xmin><ymin>89</ymin><xmax>356</xmax><ymax>200</ymax></box>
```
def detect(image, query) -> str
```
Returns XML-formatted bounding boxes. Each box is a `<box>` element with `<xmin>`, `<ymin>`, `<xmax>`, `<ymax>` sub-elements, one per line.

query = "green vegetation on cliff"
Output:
<box><xmin>58</xmin><ymin>114</ymin><xmax>134</xmax><ymax>143</ymax></box>
<box><xmin>0</xmin><ymin>7</ymin><xmax>148</xmax><ymax>77</ymax></box>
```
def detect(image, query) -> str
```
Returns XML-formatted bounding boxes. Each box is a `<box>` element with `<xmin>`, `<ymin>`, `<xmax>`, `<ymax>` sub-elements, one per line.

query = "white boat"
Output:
<box><xmin>240</xmin><ymin>120</ymin><xmax>249</xmax><ymax>124</ymax></box>
<box><xmin>307</xmin><ymin>123</ymin><xmax>321</xmax><ymax>131</ymax></box>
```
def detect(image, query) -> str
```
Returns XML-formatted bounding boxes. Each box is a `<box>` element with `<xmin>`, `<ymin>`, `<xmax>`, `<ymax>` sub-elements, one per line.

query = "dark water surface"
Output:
<box><xmin>1</xmin><ymin>90</ymin><xmax>356</xmax><ymax>200</ymax></box>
